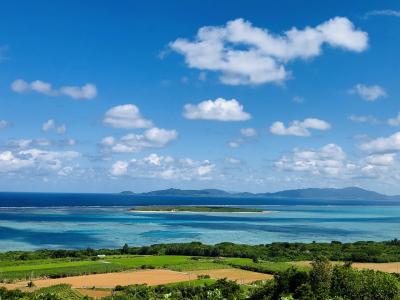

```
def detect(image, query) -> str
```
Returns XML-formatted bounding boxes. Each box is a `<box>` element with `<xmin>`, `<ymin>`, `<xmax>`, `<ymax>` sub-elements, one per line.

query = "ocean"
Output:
<box><xmin>0</xmin><ymin>192</ymin><xmax>399</xmax><ymax>251</ymax></box>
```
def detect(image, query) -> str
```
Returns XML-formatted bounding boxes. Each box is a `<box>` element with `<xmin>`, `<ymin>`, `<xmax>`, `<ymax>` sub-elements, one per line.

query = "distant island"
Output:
<box><xmin>130</xmin><ymin>205</ymin><xmax>264</xmax><ymax>213</ymax></box>
<box><xmin>121</xmin><ymin>186</ymin><xmax>399</xmax><ymax>202</ymax></box>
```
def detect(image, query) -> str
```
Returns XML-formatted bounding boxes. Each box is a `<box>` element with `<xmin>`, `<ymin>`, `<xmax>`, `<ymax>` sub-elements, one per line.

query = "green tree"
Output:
<box><xmin>310</xmin><ymin>256</ymin><xmax>332</xmax><ymax>300</ymax></box>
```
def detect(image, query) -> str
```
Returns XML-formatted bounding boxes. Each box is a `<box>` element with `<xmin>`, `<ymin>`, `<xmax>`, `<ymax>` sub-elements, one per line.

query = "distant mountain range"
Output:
<box><xmin>120</xmin><ymin>187</ymin><xmax>399</xmax><ymax>201</ymax></box>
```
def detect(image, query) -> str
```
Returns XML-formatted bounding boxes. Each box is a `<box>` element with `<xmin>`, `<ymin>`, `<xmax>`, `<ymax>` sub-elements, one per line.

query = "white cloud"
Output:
<box><xmin>101</xmin><ymin>127</ymin><xmax>177</xmax><ymax>153</ymax></box>
<box><xmin>275</xmin><ymin>143</ymin><xmax>400</xmax><ymax>181</ymax></box>
<box><xmin>60</xmin><ymin>84</ymin><xmax>97</xmax><ymax>100</ymax></box>
<box><xmin>388</xmin><ymin>113</ymin><xmax>400</xmax><ymax>126</ymax></box>
<box><xmin>183</xmin><ymin>98</ymin><xmax>251</xmax><ymax>121</ymax></box>
<box><xmin>275</xmin><ymin>143</ymin><xmax>348</xmax><ymax>176</ymax></box>
<box><xmin>225</xmin><ymin>157</ymin><xmax>242</xmax><ymax>164</ymax></box>
<box><xmin>228</xmin><ymin>141</ymin><xmax>241</xmax><ymax>148</ymax></box>
<box><xmin>365</xmin><ymin>10</ymin><xmax>400</xmax><ymax>18</ymax></box>
<box><xmin>110</xmin><ymin>153</ymin><xmax>215</xmax><ymax>180</ymax></box>
<box><xmin>360</xmin><ymin>132</ymin><xmax>400</xmax><ymax>153</ymax></box>
<box><xmin>42</xmin><ymin>119</ymin><xmax>66</xmax><ymax>134</ymax></box>
<box><xmin>240</xmin><ymin>127</ymin><xmax>257</xmax><ymax>137</ymax></box>
<box><xmin>170</xmin><ymin>17</ymin><xmax>367</xmax><ymax>85</ymax></box>
<box><xmin>11</xmin><ymin>79</ymin><xmax>97</xmax><ymax>100</ymax></box>
<box><xmin>111</xmin><ymin>160</ymin><xmax>129</xmax><ymax>176</ymax></box>
<box><xmin>0</xmin><ymin>148</ymin><xmax>80</xmax><ymax>175</ymax></box>
<box><xmin>270</xmin><ymin>118</ymin><xmax>331</xmax><ymax>136</ymax></box>
<box><xmin>349</xmin><ymin>115</ymin><xmax>379</xmax><ymax>124</ymax></box>
<box><xmin>0</xmin><ymin>120</ymin><xmax>10</xmax><ymax>129</ymax></box>
<box><xmin>349</xmin><ymin>84</ymin><xmax>386</xmax><ymax>101</ymax></box>
<box><xmin>363</xmin><ymin>153</ymin><xmax>396</xmax><ymax>166</ymax></box>
<box><xmin>0</xmin><ymin>151</ymin><xmax>34</xmax><ymax>172</ymax></box>
<box><xmin>103</xmin><ymin>104</ymin><xmax>153</xmax><ymax>129</ymax></box>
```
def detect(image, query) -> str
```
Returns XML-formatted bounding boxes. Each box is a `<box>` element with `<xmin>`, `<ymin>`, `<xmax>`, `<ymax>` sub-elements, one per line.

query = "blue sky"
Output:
<box><xmin>0</xmin><ymin>0</ymin><xmax>400</xmax><ymax>193</ymax></box>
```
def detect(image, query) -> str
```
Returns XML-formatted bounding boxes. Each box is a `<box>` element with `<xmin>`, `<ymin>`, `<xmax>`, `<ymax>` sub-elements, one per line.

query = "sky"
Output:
<box><xmin>0</xmin><ymin>0</ymin><xmax>399</xmax><ymax>194</ymax></box>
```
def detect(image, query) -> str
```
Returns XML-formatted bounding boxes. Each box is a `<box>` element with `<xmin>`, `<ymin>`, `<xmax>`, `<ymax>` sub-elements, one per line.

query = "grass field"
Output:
<box><xmin>0</xmin><ymin>255</ymin><xmax>264</xmax><ymax>282</ymax></box>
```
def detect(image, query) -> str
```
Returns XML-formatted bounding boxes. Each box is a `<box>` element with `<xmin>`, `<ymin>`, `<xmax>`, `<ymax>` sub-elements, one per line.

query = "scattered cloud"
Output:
<box><xmin>101</xmin><ymin>127</ymin><xmax>177</xmax><ymax>153</ymax></box>
<box><xmin>11</xmin><ymin>79</ymin><xmax>97</xmax><ymax>100</ymax></box>
<box><xmin>349</xmin><ymin>84</ymin><xmax>386</xmax><ymax>101</ymax></box>
<box><xmin>275</xmin><ymin>143</ymin><xmax>347</xmax><ymax>176</ymax></box>
<box><xmin>225</xmin><ymin>157</ymin><xmax>242</xmax><ymax>164</ymax></box>
<box><xmin>0</xmin><ymin>148</ymin><xmax>80</xmax><ymax>176</ymax></box>
<box><xmin>388</xmin><ymin>113</ymin><xmax>400</xmax><ymax>126</ymax></box>
<box><xmin>170</xmin><ymin>17</ymin><xmax>368</xmax><ymax>85</ymax></box>
<box><xmin>0</xmin><ymin>120</ymin><xmax>10</xmax><ymax>129</ymax></box>
<box><xmin>183</xmin><ymin>98</ymin><xmax>251</xmax><ymax>121</ymax></box>
<box><xmin>228</xmin><ymin>141</ymin><xmax>242</xmax><ymax>148</ymax></box>
<box><xmin>228</xmin><ymin>127</ymin><xmax>258</xmax><ymax>148</ymax></box>
<box><xmin>42</xmin><ymin>119</ymin><xmax>66</xmax><ymax>134</ymax></box>
<box><xmin>240</xmin><ymin>127</ymin><xmax>257</xmax><ymax>137</ymax></box>
<box><xmin>275</xmin><ymin>142</ymin><xmax>400</xmax><ymax>181</ymax></box>
<box><xmin>111</xmin><ymin>153</ymin><xmax>215</xmax><ymax>180</ymax></box>
<box><xmin>270</xmin><ymin>118</ymin><xmax>331</xmax><ymax>136</ymax></box>
<box><xmin>365</xmin><ymin>10</ymin><xmax>400</xmax><ymax>18</ymax></box>
<box><xmin>103</xmin><ymin>104</ymin><xmax>153</xmax><ymax>129</ymax></box>
<box><xmin>59</xmin><ymin>84</ymin><xmax>97</xmax><ymax>100</ymax></box>
<box><xmin>360</xmin><ymin>132</ymin><xmax>400</xmax><ymax>153</ymax></box>
<box><xmin>349</xmin><ymin>115</ymin><xmax>379</xmax><ymax>124</ymax></box>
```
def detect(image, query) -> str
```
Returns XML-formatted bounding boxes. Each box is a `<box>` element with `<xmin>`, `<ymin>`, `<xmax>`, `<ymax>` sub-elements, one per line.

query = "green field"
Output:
<box><xmin>0</xmin><ymin>255</ymin><xmax>295</xmax><ymax>282</ymax></box>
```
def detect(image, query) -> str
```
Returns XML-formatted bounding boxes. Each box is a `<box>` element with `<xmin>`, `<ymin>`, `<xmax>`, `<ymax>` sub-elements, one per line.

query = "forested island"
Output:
<box><xmin>130</xmin><ymin>205</ymin><xmax>264</xmax><ymax>213</ymax></box>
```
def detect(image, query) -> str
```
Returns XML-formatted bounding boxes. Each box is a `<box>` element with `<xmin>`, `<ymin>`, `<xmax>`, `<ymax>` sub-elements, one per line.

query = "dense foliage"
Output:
<box><xmin>0</xmin><ymin>259</ymin><xmax>399</xmax><ymax>299</ymax></box>
<box><xmin>3</xmin><ymin>240</ymin><xmax>400</xmax><ymax>263</ymax></box>
<box><xmin>249</xmin><ymin>258</ymin><xmax>400</xmax><ymax>300</ymax></box>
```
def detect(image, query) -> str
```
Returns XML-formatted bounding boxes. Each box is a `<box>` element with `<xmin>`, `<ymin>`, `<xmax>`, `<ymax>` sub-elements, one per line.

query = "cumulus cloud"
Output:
<box><xmin>170</xmin><ymin>17</ymin><xmax>368</xmax><ymax>85</ymax></box>
<box><xmin>101</xmin><ymin>127</ymin><xmax>177</xmax><ymax>153</ymax></box>
<box><xmin>349</xmin><ymin>115</ymin><xmax>379</xmax><ymax>124</ymax></box>
<box><xmin>103</xmin><ymin>104</ymin><xmax>153</xmax><ymax>129</ymax></box>
<box><xmin>275</xmin><ymin>143</ymin><xmax>347</xmax><ymax>176</ymax></box>
<box><xmin>360</xmin><ymin>132</ymin><xmax>400</xmax><ymax>153</ymax></box>
<box><xmin>349</xmin><ymin>84</ymin><xmax>386</xmax><ymax>101</ymax></box>
<box><xmin>275</xmin><ymin>143</ymin><xmax>400</xmax><ymax>181</ymax></box>
<box><xmin>183</xmin><ymin>98</ymin><xmax>251</xmax><ymax>121</ymax></box>
<box><xmin>270</xmin><ymin>118</ymin><xmax>331</xmax><ymax>136</ymax></box>
<box><xmin>0</xmin><ymin>148</ymin><xmax>79</xmax><ymax>175</ymax></box>
<box><xmin>110</xmin><ymin>153</ymin><xmax>215</xmax><ymax>180</ymax></box>
<box><xmin>11</xmin><ymin>79</ymin><xmax>97</xmax><ymax>100</ymax></box>
<box><xmin>228</xmin><ymin>127</ymin><xmax>258</xmax><ymax>148</ymax></box>
<box><xmin>60</xmin><ymin>84</ymin><xmax>97</xmax><ymax>100</ymax></box>
<box><xmin>0</xmin><ymin>120</ymin><xmax>10</xmax><ymax>129</ymax></box>
<box><xmin>388</xmin><ymin>113</ymin><xmax>400</xmax><ymax>126</ymax></box>
<box><xmin>42</xmin><ymin>119</ymin><xmax>66</xmax><ymax>134</ymax></box>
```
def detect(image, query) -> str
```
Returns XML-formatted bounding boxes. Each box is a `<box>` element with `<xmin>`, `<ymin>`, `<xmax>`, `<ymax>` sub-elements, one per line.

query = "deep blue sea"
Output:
<box><xmin>0</xmin><ymin>192</ymin><xmax>399</xmax><ymax>251</ymax></box>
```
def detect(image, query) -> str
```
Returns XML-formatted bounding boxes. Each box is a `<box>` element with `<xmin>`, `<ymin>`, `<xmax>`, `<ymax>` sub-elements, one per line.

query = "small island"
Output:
<box><xmin>130</xmin><ymin>205</ymin><xmax>264</xmax><ymax>213</ymax></box>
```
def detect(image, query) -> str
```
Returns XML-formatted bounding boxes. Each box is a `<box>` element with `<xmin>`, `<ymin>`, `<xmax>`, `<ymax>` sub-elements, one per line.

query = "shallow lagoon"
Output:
<box><xmin>0</xmin><ymin>205</ymin><xmax>399</xmax><ymax>251</ymax></box>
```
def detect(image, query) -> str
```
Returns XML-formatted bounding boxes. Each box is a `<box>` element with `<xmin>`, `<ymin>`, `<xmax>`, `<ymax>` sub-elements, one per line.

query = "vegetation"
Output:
<box><xmin>0</xmin><ymin>284</ymin><xmax>83</xmax><ymax>300</ymax></box>
<box><xmin>130</xmin><ymin>205</ymin><xmax>264</xmax><ymax>213</ymax></box>
<box><xmin>248</xmin><ymin>259</ymin><xmax>400</xmax><ymax>300</ymax></box>
<box><xmin>0</xmin><ymin>255</ymin><xmax>399</xmax><ymax>299</ymax></box>
<box><xmin>2</xmin><ymin>240</ymin><xmax>400</xmax><ymax>264</ymax></box>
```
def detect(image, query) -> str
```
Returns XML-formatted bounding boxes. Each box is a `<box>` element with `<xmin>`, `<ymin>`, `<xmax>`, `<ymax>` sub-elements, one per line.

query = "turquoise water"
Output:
<box><xmin>0</xmin><ymin>205</ymin><xmax>399</xmax><ymax>251</ymax></box>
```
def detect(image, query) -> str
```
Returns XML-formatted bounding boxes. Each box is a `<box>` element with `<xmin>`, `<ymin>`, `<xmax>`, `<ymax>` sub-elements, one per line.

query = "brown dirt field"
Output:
<box><xmin>191</xmin><ymin>268</ymin><xmax>273</xmax><ymax>283</ymax></box>
<box><xmin>0</xmin><ymin>269</ymin><xmax>192</xmax><ymax>289</ymax></box>
<box><xmin>291</xmin><ymin>261</ymin><xmax>400</xmax><ymax>273</ymax></box>
<box><xmin>76</xmin><ymin>288</ymin><xmax>112</xmax><ymax>299</ymax></box>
